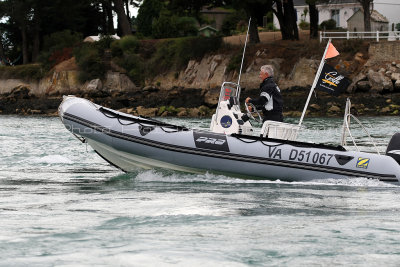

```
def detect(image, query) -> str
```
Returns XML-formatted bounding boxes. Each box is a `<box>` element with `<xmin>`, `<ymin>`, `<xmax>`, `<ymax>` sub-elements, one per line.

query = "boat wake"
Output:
<box><xmin>112</xmin><ymin>169</ymin><xmax>397</xmax><ymax>188</ymax></box>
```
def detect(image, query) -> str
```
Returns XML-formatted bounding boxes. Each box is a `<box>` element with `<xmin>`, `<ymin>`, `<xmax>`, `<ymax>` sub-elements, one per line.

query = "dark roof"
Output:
<box><xmin>294</xmin><ymin>0</ymin><xmax>359</xmax><ymax>6</ymax></box>
<box><xmin>347</xmin><ymin>9</ymin><xmax>389</xmax><ymax>23</ymax></box>
<box><xmin>293</xmin><ymin>0</ymin><xmax>307</xmax><ymax>5</ymax></box>
<box><xmin>198</xmin><ymin>25</ymin><xmax>218</xmax><ymax>32</ymax></box>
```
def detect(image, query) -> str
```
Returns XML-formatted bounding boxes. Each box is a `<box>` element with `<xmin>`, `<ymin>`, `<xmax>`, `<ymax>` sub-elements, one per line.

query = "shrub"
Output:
<box><xmin>176</xmin><ymin>16</ymin><xmax>198</xmax><ymax>37</ymax></box>
<box><xmin>0</xmin><ymin>64</ymin><xmax>45</xmax><ymax>80</ymax></box>
<box><xmin>119</xmin><ymin>35</ymin><xmax>139</xmax><ymax>53</ymax></box>
<box><xmin>264</xmin><ymin>22</ymin><xmax>276</xmax><ymax>31</ymax></box>
<box><xmin>38</xmin><ymin>30</ymin><xmax>82</xmax><ymax>70</ymax></box>
<box><xmin>299</xmin><ymin>21</ymin><xmax>310</xmax><ymax>30</ymax></box>
<box><xmin>148</xmin><ymin>36</ymin><xmax>223</xmax><ymax>73</ymax></box>
<box><xmin>121</xmin><ymin>53</ymin><xmax>144</xmax><ymax>87</ymax></box>
<box><xmin>336</xmin><ymin>39</ymin><xmax>365</xmax><ymax>54</ymax></box>
<box><xmin>320</xmin><ymin>19</ymin><xmax>337</xmax><ymax>30</ymax></box>
<box><xmin>152</xmin><ymin>10</ymin><xmax>198</xmax><ymax>39</ymax></box>
<box><xmin>226</xmin><ymin>54</ymin><xmax>242</xmax><ymax>73</ymax></box>
<box><xmin>110</xmin><ymin>40</ymin><xmax>123</xmax><ymax>57</ymax></box>
<box><xmin>221</xmin><ymin>10</ymin><xmax>246</xmax><ymax>36</ymax></box>
<box><xmin>74</xmin><ymin>43</ymin><xmax>105</xmax><ymax>82</ymax></box>
<box><xmin>48</xmin><ymin>47</ymin><xmax>73</xmax><ymax>67</ymax></box>
<box><xmin>96</xmin><ymin>35</ymin><xmax>116</xmax><ymax>51</ymax></box>
<box><xmin>111</xmin><ymin>35</ymin><xmax>140</xmax><ymax>57</ymax></box>
<box><xmin>42</xmin><ymin>30</ymin><xmax>82</xmax><ymax>52</ymax></box>
<box><xmin>152</xmin><ymin>10</ymin><xmax>178</xmax><ymax>38</ymax></box>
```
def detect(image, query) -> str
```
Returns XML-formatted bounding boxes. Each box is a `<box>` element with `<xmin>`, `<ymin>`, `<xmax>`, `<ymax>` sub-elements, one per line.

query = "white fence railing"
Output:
<box><xmin>320</xmin><ymin>31</ymin><xmax>400</xmax><ymax>42</ymax></box>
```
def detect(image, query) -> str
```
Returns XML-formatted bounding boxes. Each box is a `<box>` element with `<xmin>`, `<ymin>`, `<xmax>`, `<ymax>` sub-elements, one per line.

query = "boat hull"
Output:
<box><xmin>59</xmin><ymin>96</ymin><xmax>400</xmax><ymax>182</ymax></box>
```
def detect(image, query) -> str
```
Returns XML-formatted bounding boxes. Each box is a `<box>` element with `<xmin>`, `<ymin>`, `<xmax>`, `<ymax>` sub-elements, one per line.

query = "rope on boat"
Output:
<box><xmin>233</xmin><ymin>134</ymin><xmax>284</xmax><ymax>147</ymax></box>
<box><xmin>98</xmin><ymin>107</ymin><xmax>188</xmax><ymax>133</ymax></box>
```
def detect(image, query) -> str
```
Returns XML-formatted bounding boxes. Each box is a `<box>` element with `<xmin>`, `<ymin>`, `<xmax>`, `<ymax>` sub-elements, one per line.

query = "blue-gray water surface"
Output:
<box><xmin>1</xmin><ymin>115</ymin><xmax>400</xmax><ymax>266</ymax></box>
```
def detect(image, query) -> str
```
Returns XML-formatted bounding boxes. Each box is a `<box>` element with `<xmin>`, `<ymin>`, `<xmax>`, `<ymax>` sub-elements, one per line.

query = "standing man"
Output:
<box><xmin>245</xmin><ymin>65</ymin><xmax>283</xmax><ymax>122</ymax></box>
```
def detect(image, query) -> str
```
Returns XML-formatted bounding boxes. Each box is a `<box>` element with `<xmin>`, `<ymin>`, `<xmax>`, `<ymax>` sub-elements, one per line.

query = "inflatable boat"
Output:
<box><xmin>58</xmin><ymin>37</ymin><xmax>400</xmax><ymax>183</ymax></box>
<box><xmin>58</xmin><ymin>81</ymin><xmax>400</xmax><ymax>183</ymax></box>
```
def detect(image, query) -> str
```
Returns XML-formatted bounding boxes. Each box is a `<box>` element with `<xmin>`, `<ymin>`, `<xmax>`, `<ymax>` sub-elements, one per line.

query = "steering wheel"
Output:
<box><xmin>245</xmin><ymin>102</ymin><xmax>262</xmax><ymax>123</ymax></box>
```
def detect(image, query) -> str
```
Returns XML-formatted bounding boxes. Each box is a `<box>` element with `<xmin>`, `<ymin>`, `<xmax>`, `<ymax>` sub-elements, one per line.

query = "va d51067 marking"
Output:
<box><xmin>289</xmin><ymin>149</ymin><xmax>334</xmax><ymax>165</ymax></box>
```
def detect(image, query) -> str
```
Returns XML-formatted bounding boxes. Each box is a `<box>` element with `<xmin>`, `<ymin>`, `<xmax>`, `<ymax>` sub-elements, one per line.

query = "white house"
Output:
<box><xmin>273</xmin><ymin>0</ymin><xmax>362</xmax><ymax>29</ymax></box>
<box><xmin>83</xmin><ymin>34</ymin><xmax>120</xmax><ymax>43</ymax></box>
<box><xmin>347</xmin><ymin>9</ymin><xmax>389</xmax><ymax>32</ymax></box>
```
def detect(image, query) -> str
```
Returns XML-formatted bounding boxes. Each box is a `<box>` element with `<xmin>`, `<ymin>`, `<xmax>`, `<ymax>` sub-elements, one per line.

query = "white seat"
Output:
<box><xmin>260</xmin><ymin>120</ymin><xmax>300</xmax><ymax>141</ymax></box>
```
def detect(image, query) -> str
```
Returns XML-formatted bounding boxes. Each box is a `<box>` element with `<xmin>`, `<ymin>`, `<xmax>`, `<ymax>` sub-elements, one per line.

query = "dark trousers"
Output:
<box><xmin>263</xmin><ymin>111</ymin><xmax>283</xmax><ymax>122</ymax></box>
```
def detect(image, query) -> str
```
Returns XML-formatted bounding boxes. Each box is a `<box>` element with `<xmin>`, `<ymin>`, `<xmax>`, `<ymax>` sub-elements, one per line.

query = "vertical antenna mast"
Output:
<box><xmin>237</xmin><ymin>17</ymin><xmax>251</xmax><ymax>87</ymax></box>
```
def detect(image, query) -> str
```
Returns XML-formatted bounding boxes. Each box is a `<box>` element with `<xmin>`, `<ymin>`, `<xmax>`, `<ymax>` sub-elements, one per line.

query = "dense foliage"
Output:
<box><xmin>72</xmin><ymin>34</ymin><xmax>223</xmax><ymax>84</ymax></box>
<box><xmin>0</xmin><ymin>0</ymin><xmax>305</xmax><ymax>69</ymax></box>
<box><xmin>0</xmin><ymin>0</ymin><xmax>312</xmax><ymax>84</ymax></box>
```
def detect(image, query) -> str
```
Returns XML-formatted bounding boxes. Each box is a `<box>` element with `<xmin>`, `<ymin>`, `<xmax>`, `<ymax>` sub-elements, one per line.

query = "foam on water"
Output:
<box><xmin>30</xmin><ymin>155</ymin><xmax>74</xmax><ymax>165</ymax></box>
<box><xmin>130</xmin><ymin>169</ymin><xmax>397</xmax><ymax>189</ymax></box>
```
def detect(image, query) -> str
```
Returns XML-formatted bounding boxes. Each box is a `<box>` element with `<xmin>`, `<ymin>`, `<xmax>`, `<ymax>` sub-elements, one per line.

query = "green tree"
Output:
<box><xmin>229</xmin><ymin>0</ymin><xmax>274</xmax><ymax>43</ymax></box>
<box><xmin>152</xmin><ymin>9</ymin><xmax>179</xmax><ymax>38</ymax></box>
<box><xmin>136</xmin><ymin>0</ymin><xmax>164</xmax><ymax>36</ymax></box>
<box><xmin>221</xmin><ymin>10</ymin><xmax>247</xmax><ymax>36</ymax></box>
<box><xmin>0</xmin><ymin>0</ymin><xmax>104</xmax><ymax>64</ymax></box>
<box><xmin>152</xmin><ymin>10</ymin><xmax>198</xmax><ymax>38</ymax></box>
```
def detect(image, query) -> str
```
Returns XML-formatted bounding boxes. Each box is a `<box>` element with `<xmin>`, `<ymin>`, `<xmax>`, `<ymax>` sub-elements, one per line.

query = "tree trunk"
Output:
<box><xmin>125</xmin><ymin>0</ymin><xmax>130</xmax><ymax>18</ymax></box>
<box><xmin>274</xmin><ymin>0</ymin><xmax>289</xmax><ymax>40</ymax></box>
<box><xmin>283</xmin><ymin>0</ymin><xmax>298</xmax><ymax>40</ymax></box>
<box><xmin>113</xmin><ymin>0</ymin><xmax>131</xmax><ymax>36</ymax></box>
<box><xmin>31</xmin><ymin>15</ymin><xmax>40</xmax><ymax>62</ymax></box>
<box><xmin>101</xmin><ymin>0</ymin><xmax>114</xmax><ymax>34</ymax></box>
<box><xmin>358</xmin><ymin>0</ymin><xmax>372</xmax><ymax>31</ymax></box>
<box><xmin>249</xmin><ymin>19</ymin><xmax>260</xmax><ymax>44</ymax></box>
<box><xmin>21</xmin><ymin>25</ymin><xmax>29</xmax><ymax>64</ymax></box>
<box><xmin>0</xmin><ymin>32</ymin><xmax>5</xmax><ymax>61</ymax></box>
<box><xmin>275</xmin><ymin>0</ymin><xmax>298</xmax><ymax>40</ymax></box>
<box><xmin>309</xmin><ymin>2</ymin><xmax>318</xmax><ymax>39</ymax></box>
<box><xmin>106</xmin><ymin>0</ymin><xmax>115</xmax><ymax>34</ymax></box>
<box><xmin>363</xmin><ymin>3</ymin><xmax>371</xmax><ymax>31</ymax></box>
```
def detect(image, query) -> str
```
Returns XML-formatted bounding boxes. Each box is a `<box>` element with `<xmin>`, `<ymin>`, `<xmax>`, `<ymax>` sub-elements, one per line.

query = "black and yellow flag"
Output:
<box><xmin>316</xmin><ymin>64</ymin><xmax>350</xmax><ymax>96</ymax></box>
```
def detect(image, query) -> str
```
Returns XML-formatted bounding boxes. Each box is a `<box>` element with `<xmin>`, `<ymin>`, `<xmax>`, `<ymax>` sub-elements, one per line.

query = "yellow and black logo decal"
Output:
<box><xmin>356</xmin><ymin>157</ymin><xmax>370</xmax><ymax>169</ymax></box>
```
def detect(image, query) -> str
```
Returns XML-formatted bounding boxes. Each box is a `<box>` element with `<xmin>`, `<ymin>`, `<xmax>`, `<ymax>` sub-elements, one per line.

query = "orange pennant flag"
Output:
<box><xmin>325</xmin><ymin>43</ymin><xmax>339</xmax><ymax>59</ymax></box>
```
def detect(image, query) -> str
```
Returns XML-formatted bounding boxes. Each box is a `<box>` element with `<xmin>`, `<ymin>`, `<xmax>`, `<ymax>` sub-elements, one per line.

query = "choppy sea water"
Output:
<box><xmin>1</xmin><ymin>115</ymin><xmax>400</xmax><ymax>266</ymax></box>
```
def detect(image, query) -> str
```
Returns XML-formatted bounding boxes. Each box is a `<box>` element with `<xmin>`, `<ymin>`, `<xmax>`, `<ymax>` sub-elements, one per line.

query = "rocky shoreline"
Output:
<box><xmin>1</xmin><ymin>41</ymin><xmax>400</xmax><ymax>118</ymax></box>
<box><xmin>1</xmin><ymin>84</ymin><xmax>400</xmax><ymax>118</ymax></box>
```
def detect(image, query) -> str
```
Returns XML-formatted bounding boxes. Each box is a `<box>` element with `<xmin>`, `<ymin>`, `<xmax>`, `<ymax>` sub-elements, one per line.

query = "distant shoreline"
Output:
<box><xmin>1</xmin><ymin>88</ymin><xmax>399</xmax><ymax>118</ymax></box>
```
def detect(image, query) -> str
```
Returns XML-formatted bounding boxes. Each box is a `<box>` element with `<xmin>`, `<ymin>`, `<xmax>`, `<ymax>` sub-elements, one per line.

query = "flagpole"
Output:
<box><xmin>298</xmin><ymin>39</ymin><xmax>332</xmax><ymax>127</ymax></box>
<box><xmin>237</xmin><ymin>17</ymin><xmax>251</xmax><ymax>87</ymax></box>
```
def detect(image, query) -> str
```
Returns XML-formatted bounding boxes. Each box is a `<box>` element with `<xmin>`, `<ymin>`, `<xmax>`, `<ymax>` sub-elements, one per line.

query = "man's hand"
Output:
<box><xmin>245</xmin><ymin>97</ymin><xmax>253</xmax><ymax>112</ymax></box>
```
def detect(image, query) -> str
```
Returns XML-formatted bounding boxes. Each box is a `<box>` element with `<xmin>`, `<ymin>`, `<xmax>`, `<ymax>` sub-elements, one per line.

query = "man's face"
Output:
<box><xmin>259</xmin><ymin>70</ymin><xmax>269</xmax><ymax>81</ymax></box>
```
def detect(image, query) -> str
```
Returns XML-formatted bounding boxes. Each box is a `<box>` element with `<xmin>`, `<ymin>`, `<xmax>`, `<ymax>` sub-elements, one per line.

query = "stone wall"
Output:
<box><xmin>368</xmin><ymin>42</ymin><xmax>400</xmax><ymax>62</ymax></box>
<box><xmin>0</xmin><ymin>70</ymin><xmax>137</xmax><ymax>97</ymax></box>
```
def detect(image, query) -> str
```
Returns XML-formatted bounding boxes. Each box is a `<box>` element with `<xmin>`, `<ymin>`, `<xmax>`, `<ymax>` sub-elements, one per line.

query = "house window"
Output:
<box><xmin>331</xmin><ymin>10</ymin><xmax>340</xmax><ymax>28</ymax></box>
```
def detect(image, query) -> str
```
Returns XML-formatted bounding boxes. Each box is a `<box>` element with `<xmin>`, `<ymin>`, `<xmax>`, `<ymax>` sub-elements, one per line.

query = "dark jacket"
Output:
<box><xmin>249</xmin><ymin>77</ymin><xmax>283</xmax><ymax>122</ymax></box>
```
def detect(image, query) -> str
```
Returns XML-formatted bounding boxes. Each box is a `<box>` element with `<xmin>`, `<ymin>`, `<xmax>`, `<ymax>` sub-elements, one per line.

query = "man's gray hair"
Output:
<box><xmin>260</xmin><ymin>65</ymin><xmax>274</xmax><ymax>77</ymax></box>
